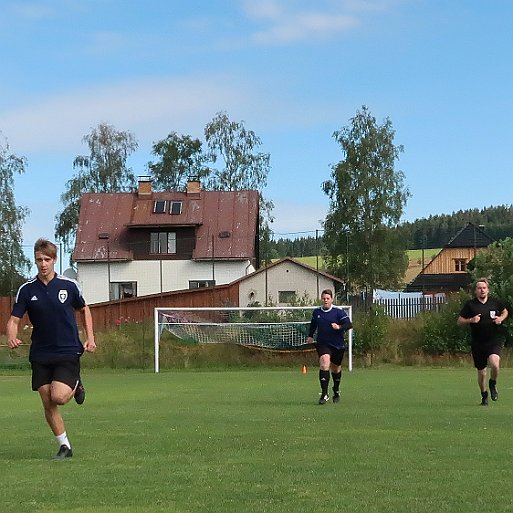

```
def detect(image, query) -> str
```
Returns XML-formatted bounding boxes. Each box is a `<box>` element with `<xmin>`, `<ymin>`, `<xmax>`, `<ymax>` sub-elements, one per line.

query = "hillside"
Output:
<box><xmin>287</xmin><ymin>249</ymin><xmax>441</xmax><ymax>288</ymax></box>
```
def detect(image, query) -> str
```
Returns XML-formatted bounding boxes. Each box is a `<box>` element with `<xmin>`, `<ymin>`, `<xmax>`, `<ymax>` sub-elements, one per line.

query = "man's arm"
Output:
<box><xmin>338</xmin><ymin>311</ymin><xmax>352</xmax><ymax>331</ymax></box>
<box><xmin>79</xmin><ymin>305</ymin><xmax>97</xmax><ymax>352</ymax></box>
<box><xmin>493</xmin><ymin>307</ymin><xmax>509</xmax><ymax>325</ymax></box>
<box><xmin>6</xmin><ymin>315</ymin><xmax>22</xmax><ymax>349</ymax></box>
<box><xmin>306</xmin><ymin>313</ymin><xmax>317</xmax><ymax>344</ymax></box>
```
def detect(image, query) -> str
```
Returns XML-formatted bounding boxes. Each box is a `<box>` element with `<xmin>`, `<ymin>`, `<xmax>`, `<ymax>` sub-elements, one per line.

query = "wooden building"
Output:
<box><xmin>406</xmin><ymin>223</ymin><xmax>495</xmax><ymax>294</ymax></box>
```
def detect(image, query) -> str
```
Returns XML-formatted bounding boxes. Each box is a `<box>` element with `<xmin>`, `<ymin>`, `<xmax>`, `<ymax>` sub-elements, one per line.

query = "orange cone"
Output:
<box><xmin>302</xmin><ymin>365</ymin><xmax>307</xmax><ymax>374</ymax></box>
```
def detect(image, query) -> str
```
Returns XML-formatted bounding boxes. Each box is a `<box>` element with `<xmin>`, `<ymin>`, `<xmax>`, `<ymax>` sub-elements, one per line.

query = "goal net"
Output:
<box><xmin>154</xmin><ymin>305</ymin><xmax>353</xmax><ymax>373</ymax></box>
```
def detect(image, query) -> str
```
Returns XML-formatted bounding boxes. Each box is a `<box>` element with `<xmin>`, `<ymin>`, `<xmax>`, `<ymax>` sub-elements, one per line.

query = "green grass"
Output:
<box><xmin>1</xmin><ymin>367</ymin><xmax>513</xmax><ymax>512</ymax></box>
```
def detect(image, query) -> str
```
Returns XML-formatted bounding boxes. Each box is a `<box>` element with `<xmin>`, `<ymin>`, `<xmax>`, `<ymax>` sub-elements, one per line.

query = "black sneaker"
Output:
<box><xmin>489</xmin><ymin>380</ymin><xmax>498</xmax><ymax>401</ymax></box>
<box><xmin>74</xmin><ymin>381</ymin><xmax>86</xmax><ymax>405</ymax></box>
<box><xmin>481</xmin><ymin>391</ymin><xmax>489</xmax><ymax>406</ymax></box>
<box><xmin>318</xmin><ymin>394</ymin><xmax>329</xmax><ymax>405</ymax></box>
<box><xmin>333</xmin><ymin>391</ymin><xmax>340</xmax><ymax>403</ymax></box>
<box><xmin>53</xmin><ymin>445</ymin><xmax>73</xmax><ymax>460</ymax></box>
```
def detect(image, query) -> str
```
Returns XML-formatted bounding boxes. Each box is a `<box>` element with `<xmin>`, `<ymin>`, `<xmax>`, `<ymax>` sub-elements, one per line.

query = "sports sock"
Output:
<box><xmin>481</xmin><ymin>391</ymin><xmax>488</xmax><ymax>399</ymax></box>
<box><xmin>489</xmin><ymin>378</ymin><xmax>497</xmax><ymax>387</ymax></box>
<box><xmin>319</xmin><ymin>370</ymin><xmax>330</xmax><ymax>395</ymax></box>
<box><xmin>331</xmin><ymin>371</ymin><xmax>342</xmax><ymax>393</ymax></box>
<box><xmin>56</xmin><ymin>432</ymin><xmax>71</xmax><ymax>449</ymax></box>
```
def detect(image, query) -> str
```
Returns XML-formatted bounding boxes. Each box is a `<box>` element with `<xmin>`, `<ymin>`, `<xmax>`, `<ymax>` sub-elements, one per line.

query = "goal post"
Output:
<box><xmin>153</xmin><ymin>305</ymin><xmax>353</xmax><ymax>373</ymax></box>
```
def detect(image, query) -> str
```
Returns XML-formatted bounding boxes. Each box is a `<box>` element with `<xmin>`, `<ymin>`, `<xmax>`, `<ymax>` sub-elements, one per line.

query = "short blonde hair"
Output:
<box><xmin>34</xmin><ymin>238</ymin><xmax>58</xmax><ymax>259</ymax></box>
<box><xmin>474</xmin><ymin>278</ymin><xmax>489</xmax><ymax>289</ymax></box>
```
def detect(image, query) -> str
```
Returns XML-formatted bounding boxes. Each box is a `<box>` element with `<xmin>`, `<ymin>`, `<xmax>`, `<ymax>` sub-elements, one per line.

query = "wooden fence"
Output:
<box><xmin>0</xmin><ymin>287</ymin><xmax>446</xmax><ymax>336</ymax></box>
<box><xmin>0</xmin><ymin>284</ymin><xmax>240</xmax><ymax>335</ymax></box>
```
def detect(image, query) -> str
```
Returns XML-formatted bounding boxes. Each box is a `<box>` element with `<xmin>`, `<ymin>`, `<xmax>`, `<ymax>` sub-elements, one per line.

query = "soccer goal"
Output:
<box><xmin>154</xmin><ymin>305</ymin><xmax>353</xmax><ymax>373</ymax></box>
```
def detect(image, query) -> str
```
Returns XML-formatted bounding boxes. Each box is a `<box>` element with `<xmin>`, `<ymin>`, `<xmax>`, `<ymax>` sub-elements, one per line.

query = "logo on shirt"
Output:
<box><xmin>30</xmin><ymin>295</ymin><xmax>38</xmax><ymax>301</ymax></box>
<box><xmin>58</xmin><ymin>290</ymin><xmax>68</xmax><ymax>303</ymax></box>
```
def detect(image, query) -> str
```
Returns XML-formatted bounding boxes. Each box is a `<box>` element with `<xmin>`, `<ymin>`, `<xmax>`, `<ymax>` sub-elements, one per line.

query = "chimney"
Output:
<box><xmin>186</xmin><ymin>177</ymin><xmax>201</xmax><ymax>196</ymax></box>
<box><xmin>138</xmin><ymin>176</ymin><xmax>152</xmax><ymax>198</ymax></box>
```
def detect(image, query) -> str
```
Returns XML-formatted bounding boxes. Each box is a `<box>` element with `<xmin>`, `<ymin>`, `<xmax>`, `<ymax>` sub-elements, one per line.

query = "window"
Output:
<box><xmin>109</xmin><ymin>282</ymin><xmax>137</xmax><ymax>301</ymax></box>
<box><xmin>153</xmin><ymin>200</ymin><xmax>167</xmax><ymax>213</ymax></box>
<box><xmin>170</xmin><ymin>201</ymin><xmax>183</xmax><ymax>215</ymax></box>
<box><xmin>189</xmin><ymin>280</ymin><xmax>215</xmax><ymax>289</ymax></box>
<box><xmin>150</xmin><ymin>232</ymin><xmax>177</xmax><ymax>254</ymax></box>
<box><xmin>454</xmin><ymin>259</ymin><xmax>467</xmax><ymax>272</ymax></box>
<box><xmin>278</xmin><ymin>290</ymin><xmax>296</xmax><ymax>303</ymax></box>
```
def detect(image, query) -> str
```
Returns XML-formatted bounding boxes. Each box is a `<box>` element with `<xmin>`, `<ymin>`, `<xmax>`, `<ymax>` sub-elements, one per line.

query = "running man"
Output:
<box><xmin>457</xmin><ymin>278</ymin><xmax>508</xmax><ymax>405</ymax></box>
<box><xmin>6</xmin><ymin>238</ymin><xmax>96</xmax><ymax>459</ymax></box>
<box><xmin>307</xmin><ymin>289</ymin><xmax>352</xmax><ymax>404</ymax></box>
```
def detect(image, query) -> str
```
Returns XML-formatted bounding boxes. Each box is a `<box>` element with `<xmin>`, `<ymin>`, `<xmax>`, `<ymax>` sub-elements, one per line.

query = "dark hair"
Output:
<box><xmin>321</xmin><ymin>289</ymin><xmax>333</xmax><ymax>298</ymax></box>
<box><xmin>34</xmin><ymin>238</ymin><xmax>58</xmax><ymax>259</ymax></box>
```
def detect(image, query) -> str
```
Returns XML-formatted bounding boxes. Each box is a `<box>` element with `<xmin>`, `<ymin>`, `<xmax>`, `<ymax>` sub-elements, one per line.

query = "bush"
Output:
<box><xmin>419</xmin><ymin>291</ymin><xmax>471</xmax><ymax>355</ymax></box>
<box><xmin>352</xmin><ymin>305</ymin><xmax>389</xmax><ymax>364</ymax></box>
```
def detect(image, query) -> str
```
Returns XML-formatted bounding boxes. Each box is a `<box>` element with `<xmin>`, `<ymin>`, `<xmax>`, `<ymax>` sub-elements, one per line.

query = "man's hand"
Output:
<box><xmin>7</xmin><ymin>337</ymin><xmax>23</xmax><ymax>349</ymax></box>
<box><xmin>470</xmin><ymin>314</ymin><xmax>481</xmax><ymax>324</ymax></box>
<box><xmin>83</xmin><ymin>339</ymin><xmax>97</xmax><ymax>352</ymax></box>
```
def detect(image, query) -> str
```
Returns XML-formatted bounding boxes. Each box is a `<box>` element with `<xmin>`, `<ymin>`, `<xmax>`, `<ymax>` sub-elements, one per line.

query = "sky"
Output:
<box><xmin>1</xmin><ymin>0</ymin><xmax>512</xmax><ymax>260</ymax></box>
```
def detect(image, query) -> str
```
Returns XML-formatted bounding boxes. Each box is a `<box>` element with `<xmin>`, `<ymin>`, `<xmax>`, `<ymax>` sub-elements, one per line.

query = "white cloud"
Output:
<box><xmin>0</xmin><ymin>72</ymin><xmax>346</xmax><ymax>157</ymax></box>
<box><xmin>10</xmin><ymin>3</ymin><xmax>54</xmax><ymax>19</ymax></box>
<box><xmin>251</xmin><ymin>12</ymin><xmax>357</xmax><ymax>44</ymax></box>
<box><xmin>242</xmin><ymin>0</ymin><xmax>404</xmax><ymax>45</ymax></box>
<box><xmin>0</xmin><ymin>76</ymin><xmax>250</xmax><ymax>153</ymax></box>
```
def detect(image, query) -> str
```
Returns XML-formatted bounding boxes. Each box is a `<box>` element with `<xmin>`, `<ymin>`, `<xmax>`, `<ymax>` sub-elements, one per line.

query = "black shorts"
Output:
<box><xmin>315</xmin><ymin>344</ymin><xmax>345</xmax><ymax>366</ymax></box>
<box><xmin>471</xmin><ymin>344</ymin><xmax>502</xmax><ymax>370</ymax></box>
<box><xmin>30</xmin><ymin>357</ymin><xmax>81</xmax><ymax>391</ymax></box>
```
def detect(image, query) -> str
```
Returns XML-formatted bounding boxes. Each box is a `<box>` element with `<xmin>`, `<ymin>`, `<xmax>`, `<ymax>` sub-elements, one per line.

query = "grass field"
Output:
<box><xmin>1</xmin><ymin>367</ymin><xmax>513</xmax><ymax>513</ymax></box>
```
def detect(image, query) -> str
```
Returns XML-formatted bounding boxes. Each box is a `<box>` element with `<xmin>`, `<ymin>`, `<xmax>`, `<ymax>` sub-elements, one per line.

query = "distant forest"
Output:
<box><xmin>268</xmin><ymin>205</ymin><xmax>513</xmax><ymax>258</ymax></box>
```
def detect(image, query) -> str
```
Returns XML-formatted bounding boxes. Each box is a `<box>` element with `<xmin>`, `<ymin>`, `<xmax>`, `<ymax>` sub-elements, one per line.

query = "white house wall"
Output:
<box><xmin>238</xmin><ymin>263</ymin><xmax>335</xmax><ymax>306</ymax></box>
<box><xmin>77</xmin><ymin>260</ymin><xmax>254</xmax><ymax>304</ymax></box>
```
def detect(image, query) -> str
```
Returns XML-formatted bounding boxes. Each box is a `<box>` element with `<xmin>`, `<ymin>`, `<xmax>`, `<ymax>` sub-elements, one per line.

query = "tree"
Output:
<box><xmin>204</xmin><ymin>111</ymin><xmax>274</xmax><ymax>259</ymax></box>
<box><xmin>469</xmin><ymin>237</ymin><xmax>513</xmax><ymax>334</ymax></box>
<box><xmin>322</xmin><ymin>106</ymin><xmax>410</xmax><ymax>294</ymax></box>
<box><xmin>0</xmin><ymin>133</ymin><xmax>31</xmax><ymax>294</ymax></box>
<box><xmin>204</xmin><ymin>111</ymin><xmax>271</xmax><ymax>192</ymax></box>
<box><xmin>147</xmin><ymin>132</ymin><xmax>209</xmax><ymax>191</ymax></box>
<box><xmin>55</xmin><ymin>123</ymin><xmax>138</xmax><ymax>252</ymax></box>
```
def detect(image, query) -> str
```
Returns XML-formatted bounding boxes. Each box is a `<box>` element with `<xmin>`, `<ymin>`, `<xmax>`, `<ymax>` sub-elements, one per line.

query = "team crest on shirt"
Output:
<box><xmin>58</xmin><ymin>290</ymin><xmax>68</xmax><ymax>303</ymax></box>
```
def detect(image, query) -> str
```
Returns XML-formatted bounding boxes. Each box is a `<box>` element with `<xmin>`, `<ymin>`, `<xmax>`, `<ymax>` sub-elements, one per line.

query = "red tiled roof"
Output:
<box><xmin>73</xmin><ymin>188</ymin><xmax>259</xmax><ymax>262</ymax></box>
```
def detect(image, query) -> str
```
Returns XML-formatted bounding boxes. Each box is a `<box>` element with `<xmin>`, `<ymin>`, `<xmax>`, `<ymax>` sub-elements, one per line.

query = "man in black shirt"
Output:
<box><xmin>457</xmin><ymin>278</ymin><xmax>508</xmax><ymax>405</ymax></box>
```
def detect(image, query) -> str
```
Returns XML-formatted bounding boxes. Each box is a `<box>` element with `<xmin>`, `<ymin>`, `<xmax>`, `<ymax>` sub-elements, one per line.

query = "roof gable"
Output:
<box><xmin>445</xmin><ymin>222</ymin><xmax>495</xmax><ymax>248</ymax></box>
<box><xmin>73</xmin><ymin>188</ymin><xmax>259</xmax><ymax>262</ymax></box>
<box><xmin>230</xmin><ymin>257</ymin><xmax>345</xmax><ymax>286</ymax></box>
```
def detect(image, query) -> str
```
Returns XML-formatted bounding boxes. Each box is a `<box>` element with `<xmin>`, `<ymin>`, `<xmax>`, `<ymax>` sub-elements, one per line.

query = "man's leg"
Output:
<box><xmin>318</xmin><ymin>354</ymin><xmax>331</xmax><ymax>404</ymax></box>
<box><xmin>331</xmin><ymin>363</ymin><xmax>342</xmax><ymax>403</ymax></box>
<box><xmin>488</xmin><ymin>354</ymin><xmax>500</xmax><ymax>401</ymax></box>
<box><xmin>477</xmin><ymin>368</ymin><xmax>488</xmax><ymax>405</ymax></box>
<box><xmin>39</xmin><ymin>383</ymin><xmax>74</xmax><ymax>459</ymax></box>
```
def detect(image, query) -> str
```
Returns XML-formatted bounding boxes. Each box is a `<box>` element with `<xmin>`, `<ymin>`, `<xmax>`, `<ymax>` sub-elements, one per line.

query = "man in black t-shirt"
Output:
<box><xmin>458</xmin><ymin>278</ymin><xmax>508</xmax><ymax>405</ymax></box>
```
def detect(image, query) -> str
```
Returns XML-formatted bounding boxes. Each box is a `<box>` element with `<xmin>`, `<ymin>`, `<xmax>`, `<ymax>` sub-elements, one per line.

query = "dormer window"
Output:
<box><xmin>153</xmin><ymin>200</ymin><xmax>167</xmax><ymax>213</ymax></box>
<box><xmin>170</xmin><ymin>201</ymin><xmax>182</xmax><ymax>215</ymax></box>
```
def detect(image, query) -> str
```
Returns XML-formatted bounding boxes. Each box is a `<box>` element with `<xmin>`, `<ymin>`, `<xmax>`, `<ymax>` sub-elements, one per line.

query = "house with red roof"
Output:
<box><xmin>72</xmin><ymin>177</ymin><xmax>260</xmax><ymax>304</ymax></box>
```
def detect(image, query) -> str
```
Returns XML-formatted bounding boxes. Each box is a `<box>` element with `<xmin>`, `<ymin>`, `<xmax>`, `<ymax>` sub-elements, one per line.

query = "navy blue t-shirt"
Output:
<box><xmin>11</xmin><ymin>274</ymin><xmax>86</xmax><ymax>361</ymax></box>
<box><xmin>308</xmin><ymin>306</ymin><xmax>352</xmax><ymax>349</ymax></box>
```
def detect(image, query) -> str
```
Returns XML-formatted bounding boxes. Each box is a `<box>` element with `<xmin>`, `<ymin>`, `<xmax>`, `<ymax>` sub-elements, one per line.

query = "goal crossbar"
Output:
<box><xmin>154</xmin><ymin>305</ymin><xmax>353</xmax><ymax>373</ymax></box>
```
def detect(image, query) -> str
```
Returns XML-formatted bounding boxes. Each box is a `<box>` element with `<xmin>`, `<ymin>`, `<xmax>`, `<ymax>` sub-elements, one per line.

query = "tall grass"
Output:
<box><xmin>1</xmin><ymin>368</ymin><xmax>513</xmax><ymax>513</ymax></box>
